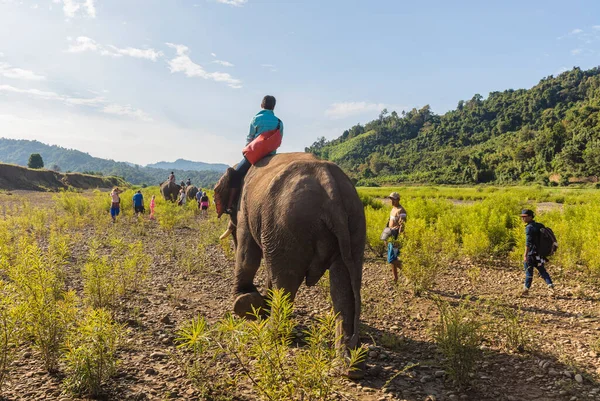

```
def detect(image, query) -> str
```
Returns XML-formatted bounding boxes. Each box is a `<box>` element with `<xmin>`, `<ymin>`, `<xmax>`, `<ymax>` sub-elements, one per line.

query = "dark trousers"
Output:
<box><xmin>524</xmin><ymin>256</ymin><xmax>553</xmax><ymax>289</ymax></box>
<box><xmin>232</xmin><ymin>157</ymin><xmax>251</xmax><ymax>189</ymax></box>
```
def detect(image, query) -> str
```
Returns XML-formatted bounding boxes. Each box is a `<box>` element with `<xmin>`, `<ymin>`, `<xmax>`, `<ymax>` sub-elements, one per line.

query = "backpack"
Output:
<box><xmin>535</xmin><ymin>222</ymin><xmax>558</xmax><ymax>258</ymax></box>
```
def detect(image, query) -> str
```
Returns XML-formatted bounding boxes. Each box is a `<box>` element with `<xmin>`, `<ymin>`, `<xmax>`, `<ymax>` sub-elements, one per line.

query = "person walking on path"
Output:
<box><xmin>149</xmin><ymin>195</ymin><xmax>156</xmax><ymax>220</ymax></box>
<box><xmin>196</xmin><ymin>188</ymin><xmax>203</xmax><ymax>209</ymax></box>
<box><xmin>178</xmin><ymin>188</ymin><xmax>186</xmax><ymax>206</ymax></box>
<box><xmin>381</xmin><ymin>192</ymin><xmax>407</xmax><ymax>283</ymax></box>
<box><xmin>110</xmin><ymin>187</ymin><xmax>123</xmax><ymax>223</ymax></box>
<box><xmin>520</xmin><ymin>209</ymin><xmax>554</xmax><ymax>295</ymax></box>
<box><xmin>133</xmin><ymin>190</ymin><xmax>144</xmax><ymax>215</ymax></box>
<box><xmin>200</xmin><ymin>193</ymin><xmax>210</xmax><ymax>217</ymax></box>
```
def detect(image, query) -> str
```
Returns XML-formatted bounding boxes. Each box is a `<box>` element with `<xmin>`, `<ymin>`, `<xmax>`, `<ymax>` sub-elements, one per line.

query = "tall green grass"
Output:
<box><xmin>360</xmin><ymin>187</ymin><xmax>600</xmax><ymax>280</ymax></box>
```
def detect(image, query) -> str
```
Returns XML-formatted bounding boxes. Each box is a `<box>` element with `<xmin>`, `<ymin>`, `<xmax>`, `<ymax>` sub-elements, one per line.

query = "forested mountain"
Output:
<box><xmin>307</xmin><ymin>67</ymin><xmax>600</xmax><ymax>185</ymax></box>
<box><xmin>146</xmin><ymin>159</ymin><xmax>228</xmax><ymax>172</ymax></box>
<box><xmin>0</xmin><ymin>138</ymin><xmax>223</xmax><ymax>187</ymax></box>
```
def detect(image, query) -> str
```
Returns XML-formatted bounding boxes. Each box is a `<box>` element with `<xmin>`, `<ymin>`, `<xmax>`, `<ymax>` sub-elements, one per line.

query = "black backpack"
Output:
<box><xmin>535</xmin><ymin>222</ymin><xmax>558</xmax><ymax>258</ymax></box>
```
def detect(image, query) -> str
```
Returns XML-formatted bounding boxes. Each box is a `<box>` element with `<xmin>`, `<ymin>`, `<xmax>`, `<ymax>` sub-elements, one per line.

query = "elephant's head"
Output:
<box><xmin>214</xmin><ymin>167</ymin><xmax>235</xmax><ymax>218</ymax></box>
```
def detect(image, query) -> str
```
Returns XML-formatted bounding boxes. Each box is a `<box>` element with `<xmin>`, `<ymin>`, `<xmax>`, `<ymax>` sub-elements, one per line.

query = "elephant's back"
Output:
<box><xmin>244</xmin><ymin>154</ymin><xmax>363</xmax><ymax>228</ymax></box>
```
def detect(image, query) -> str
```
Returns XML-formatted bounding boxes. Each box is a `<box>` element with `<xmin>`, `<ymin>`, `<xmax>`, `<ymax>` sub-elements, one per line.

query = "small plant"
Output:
<box><xmin>401</xmin><ymin>219</ymin><xmax>443</xmax><ymax>295</ymax></box>
<box><xmin>63</xmin><ymin>308</ymin><xmax>122</xmax><ymax>397</ymax></box>
<box><xmin>176</xmin><ymin>289</ymin><xmax>367</xmax><ymax>401</ymax></box>
<box><xmin>466</xmin><ymin>265</ymin><xmax>481</xmax><ymax>287</ymax></box>
<box><xmin>48</xmin><ymin>229</ymin><xmax>71</xmax><ymax>268</ymax></box>
<box><xmin>378</xmin><ymin>331</ymin><xmax>406</xmax><ymax>352</ymax></box>
<box><xmin>433</xmin><ymin>298</ymin><xmax>482</xmax><ymax>387</ymax></box>
<box><xmin>116</xmin><ymin>242</ymin><xmax>151</xmax><ymax>294</ymax></box>
<box><xmin>82</xmin><ymin>252</ymin><xmax>118</xmax><ymax>309</ymax></box>
<box><xmin>498</xmin><ymin>306</ymin><xmax>529</xmax><ymax>352</ymax></box>
<box><xmin>591</xmin><ymin>336</ymin><xmax>600</xmax><ymax>354</ymax></box>
<box><xmin>8</xmin><ymin>241</ymin><xmax>77</xmax><ymax>372</ymax></box>
<box><xmin>0</xmin><ymin>281</ymin><xmax>22</xmax><ymax>393</ymax></box>
<box><xmin>54</xmin><ymin>190</ymin><xmax>90</xmax><ymax>217</ymax></box>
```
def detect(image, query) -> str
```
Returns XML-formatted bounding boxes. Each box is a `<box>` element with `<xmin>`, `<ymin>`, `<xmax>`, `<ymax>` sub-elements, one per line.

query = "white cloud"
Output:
<box><xmin>107</xmin><ymin>45</ymin><xmax>163</xmax><ymax>61</ymax></box>
<box><xmin>66</xmin><ymin>37</ymin><xmax>163</xmax><ymax>61</ymax></box>
<box><xmin>53</xmin><ymin>0</ymin><xmax>96</xmax><ymax>18</ymax></box>
<box><xmin>67</xmin><ymin>36</ymin><xmax>98</xmax><ymax>53</ymax></box>
<box><xmin>84</xmin><ymin>0</ymin><xmax>96</xmax><ymax>18</ymax></box>
<box><xmin>571</xmin><ymin>48</ymin><xmax>583</xmax><ymax>55</ymax></box>
<box><xmin>593</xmin><ymin>25</ymin><xmax>600</xmax><ymax>31</ymax></box>
<box><xmin>0</xmin><ymin>52</ymin><xmax>4</xmax><ymax>58</ymax></box>
<box><xmin>0</xmin><ymin>84</ymin><xmax>150</xmax><ymax>121</ymax></box>
<box><xmin>0</xmin><ymin>85</ymin><xmax>61</xmax><ymax>100</ymax></box>
<box><xmin>325</xmin><ymin>102</ymin><xmax>387</xmax><ymax>119</ymax></box>
<box><xmin>211</xmin><ymin>52</ymin><xmax>217</xmax><ymax>57</ymax></box>
<box><xmin>216</xmin><ymin>0</ymin><xmax>247</xmax><ymax>6</ymax></box>
<box><xmin>102</xmin><ymin>104</ymin><xmax>153</xmax><ymax>122</ymax></box>
<box><xmin>166</xmin><ymin>43</ymin><xmax>242</xmax><ymax>89</ymax></box>
<box><xmin>556</xmin><ymin>66</ymin><xmax>569</xmax><ymax>75</ymax></box>
<box><xmin>570</xmin><ymin>28</ymin><xmax>583</xmax><ymax>35</ymax></box>
<box><xmin>213</xmin><ymin>60</ymin><xmax>234</xmax><ymax>67</ymax></box>
<box><xmin>261</xmin><ymin>63</ymin><xmax>277</xmax><ymax>72</ymax></box>
<box><xmin>0</xmin><ymin>62</ymin><xmax>46</xmax><ymax>81</ymax></box>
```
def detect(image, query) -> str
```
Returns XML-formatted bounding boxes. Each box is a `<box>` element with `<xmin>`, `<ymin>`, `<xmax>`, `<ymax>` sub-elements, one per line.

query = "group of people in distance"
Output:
<box><xmin>108</xmin><ymin>184</ymin><xmax>210</xmax><ymax>224</ymax></box>
<box><xmin>381</xmin><ymin>195</ymin><xmax>555</xmax><ymax>295</ymax></box>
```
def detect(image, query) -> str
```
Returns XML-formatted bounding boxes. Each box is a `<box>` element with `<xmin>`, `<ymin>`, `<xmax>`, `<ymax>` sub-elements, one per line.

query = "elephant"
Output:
<box><xmin>186</xmin><ymin>185</ymin><xmax>199</xmax><ymax>202</ymax></box>
<box><xmin>160</xmin><ymin>181</ymin><xmax>181</xmax><ymax>202</ymax></box>
<box><xmin>214</xmin><ymin>152</ymin><xmax>366</xmax><ymax>378</ymax></box>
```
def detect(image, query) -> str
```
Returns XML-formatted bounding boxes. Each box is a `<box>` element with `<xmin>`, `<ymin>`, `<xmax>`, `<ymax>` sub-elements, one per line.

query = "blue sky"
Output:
<box><xmin>0</xmin><ymin>0</ymin><xmax>599</xmax><ymax>165</ymax></box>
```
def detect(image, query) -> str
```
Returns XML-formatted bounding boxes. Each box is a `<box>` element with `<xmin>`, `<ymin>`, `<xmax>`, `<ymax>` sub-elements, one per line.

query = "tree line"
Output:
<box><xmin>307</xmin><ymin>67</ymin><xmax>600</xmax><ymax>186</ymax></box>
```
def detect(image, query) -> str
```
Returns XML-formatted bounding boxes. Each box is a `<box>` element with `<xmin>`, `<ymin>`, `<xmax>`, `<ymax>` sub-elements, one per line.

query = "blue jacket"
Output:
<box><xmin>133</xmin><ymin>193</ymin><xmax>144</xmax><ymax>207</ymax></box>
<box><xmin>525</xmin><ymin>221</ymin><xmax>540</xmax><ymax>255</ymax></box>
<box><xmin>246</xmin><ymin>110</ymin><xmax>284</xmax><ymax>152</ymax></box>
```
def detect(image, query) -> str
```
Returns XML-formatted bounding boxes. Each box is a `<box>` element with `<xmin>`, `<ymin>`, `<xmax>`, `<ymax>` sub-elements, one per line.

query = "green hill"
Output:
<box><xmin>306</xmin><ymin>66</ymin><xmax>600</xmax><ymax>186</ymax></box>
<box><xmin>0</xmin><ymin>138</ymin><xmax>223</xmax><ymax>188</ymax></box>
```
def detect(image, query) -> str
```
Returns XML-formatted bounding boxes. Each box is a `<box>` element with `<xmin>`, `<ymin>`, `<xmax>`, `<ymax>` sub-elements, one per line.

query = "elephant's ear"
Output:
<box><xmin>214</xmin><ymin>167</ymin><xmax>234</xmax><ymax>218</ymax></box>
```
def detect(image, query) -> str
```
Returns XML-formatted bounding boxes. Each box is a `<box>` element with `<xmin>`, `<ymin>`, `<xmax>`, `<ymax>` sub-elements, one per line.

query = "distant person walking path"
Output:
<box><xmin>110</xmin><ymin>187</ymin><xmax>123</xmax><ymax>223</ymax></box>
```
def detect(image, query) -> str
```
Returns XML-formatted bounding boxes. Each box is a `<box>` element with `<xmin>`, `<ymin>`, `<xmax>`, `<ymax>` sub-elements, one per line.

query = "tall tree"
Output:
<box><xmin>28</xmin><ymin>153</ymin><xmax>44</xmax><ymax>169</ymax></box>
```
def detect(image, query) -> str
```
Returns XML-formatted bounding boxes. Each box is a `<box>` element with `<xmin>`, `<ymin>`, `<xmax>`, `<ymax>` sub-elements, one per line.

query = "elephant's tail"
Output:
<box><xmin>329</xmin><ymin>209</ymin><xmax>361</xmax><ymax>349</ymax></box>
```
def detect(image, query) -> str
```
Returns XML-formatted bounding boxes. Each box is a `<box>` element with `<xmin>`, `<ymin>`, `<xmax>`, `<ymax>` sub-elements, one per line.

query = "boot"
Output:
<box><xmin>225</xmin><ymin>187</ymin><xmax>240</xmax><ymax>215</ymax></box>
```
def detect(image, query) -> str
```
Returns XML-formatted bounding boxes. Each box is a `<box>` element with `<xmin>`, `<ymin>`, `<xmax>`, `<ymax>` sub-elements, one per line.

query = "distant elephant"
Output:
<box><xmin>214</xmin><ymin>153</ymin><xmax>366</xmax><ymax>378</ymax></box>
<box><xmin>160</xmin><ymin>181</ymin><xmax>181</xmax><ymax>202</ymax></box>
<box><xmin>186</xmin><ymin>185</ymin><xmax>198</xmax><ymax>202</ymax></box>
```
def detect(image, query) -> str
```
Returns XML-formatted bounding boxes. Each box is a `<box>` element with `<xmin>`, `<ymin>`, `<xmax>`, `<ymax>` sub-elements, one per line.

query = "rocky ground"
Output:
<box><xmin>3</xmin><ymin>192</ymin><xmax>600</xmax><ymax>401</ymax></box>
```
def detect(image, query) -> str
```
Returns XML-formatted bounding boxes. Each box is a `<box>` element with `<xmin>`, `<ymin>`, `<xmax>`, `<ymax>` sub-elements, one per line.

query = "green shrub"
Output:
<box><xmin>54</xmin><ymin>191</ymin><xmax>90</xmax><ymax>217</ymax></box>
<box><xmin>82</xmin><ymin>251</ymin><xmax>118</xmax><ymax>309</ymax></box>
<box><xmin>401</xmin><ymin>218</ymin><xmax>443</xmax><ymax>295</ymax></box>
<box><xmin>63</xmin><ymin>308</ymin><xmax>122</xmax><ymax>396</ymax></box>
<box><xmin>497</xmin><ymin>306</ymin><xmax>530</xmax><ymax>352</ymax></box>
<box><xmin>433</xmin><ymin>298</ymin><xmax>482</xmax><ymax>387</ymax></box>
<box><xmin>9</xmin><ymin>241</ymin><xmax>77</xmax><ymax>372</ymax></box>
<box><xmin>0</xmin><ymin>281</ymin><xmax>22</xmax><ymax>393</ymax></box>
<box><xmin>176</xmin><ymin>289</ymin><xmax>367</xmax><ymax>401</ymax></box>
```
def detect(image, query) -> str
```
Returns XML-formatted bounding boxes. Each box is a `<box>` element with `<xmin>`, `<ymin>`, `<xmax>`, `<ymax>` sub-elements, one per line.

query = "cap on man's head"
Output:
<box><xmin>388</xmin><ymin>192</ymin><xmax>400</xmax><ymax>200</ymax></box>
<box><xmin>520</xmin><ymin>209</ymin><xmax>534</xmax><ymax>217</ymax></box>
